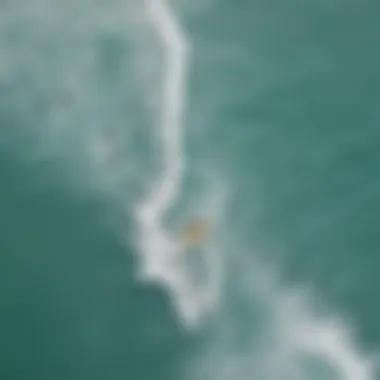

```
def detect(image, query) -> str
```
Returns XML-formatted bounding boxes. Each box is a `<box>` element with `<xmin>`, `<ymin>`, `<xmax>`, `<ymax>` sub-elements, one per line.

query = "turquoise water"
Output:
<box><xmin>1</xmin><ymin>1</ymin><xmax>380</xmax><ymax>379</ymax></box>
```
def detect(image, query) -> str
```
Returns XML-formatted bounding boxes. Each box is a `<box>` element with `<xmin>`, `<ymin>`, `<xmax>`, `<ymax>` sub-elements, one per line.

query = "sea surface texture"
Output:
<box><xmin>0</xmin><ymin>1</ymin><xmax>379</xmax><ymax>380</ymax></box>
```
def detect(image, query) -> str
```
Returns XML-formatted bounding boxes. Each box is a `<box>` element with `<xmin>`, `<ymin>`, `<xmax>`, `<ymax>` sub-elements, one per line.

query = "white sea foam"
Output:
<box><xmin>187</xmin><ymin>254</ymin><xmax>375</xmax><ymax>380</ymax></box>
<box><xmin>134</xmin><ymin>0</ymin><xmax>229</xmax><ymax>328</ymax></box>
<box><xmin>273</xmin><ymin>289</ymin><xmax>373</xmax><ymax>380</ymax></box>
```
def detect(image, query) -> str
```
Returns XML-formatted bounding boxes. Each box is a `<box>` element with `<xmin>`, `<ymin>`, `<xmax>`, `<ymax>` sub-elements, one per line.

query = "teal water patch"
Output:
<box><xmin>0</xmin><ymin>151</ymin><xmax>191</xmax><ymax>380</ymax></box>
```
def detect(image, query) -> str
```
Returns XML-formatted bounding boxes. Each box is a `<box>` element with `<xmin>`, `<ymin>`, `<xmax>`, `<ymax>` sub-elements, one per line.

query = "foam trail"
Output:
<box><xmin>273</xmin><ymin>290</ymin><xmax>374</xmax><ymax>380</ymax></box>
<box><xmin>189</xmin><ymin>257</ymin><xmax>376</xmax><ymax>380</ymax></box>
<box><xmin>133</xmin><ymin>1</ymin><xmax>214</xmax><ymax>327</ymax></box>
<box><xmin>139</xmin><ymin>0</ymin><xmax>188</xmax><ymax>220</ymax></box>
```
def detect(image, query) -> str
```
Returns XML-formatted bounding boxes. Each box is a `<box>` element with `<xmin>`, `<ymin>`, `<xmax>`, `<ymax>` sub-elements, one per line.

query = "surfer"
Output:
<box><xmin>179</xmin><ymin>219</ymin><xmax>211</xmax><ymax>248</ymax></box>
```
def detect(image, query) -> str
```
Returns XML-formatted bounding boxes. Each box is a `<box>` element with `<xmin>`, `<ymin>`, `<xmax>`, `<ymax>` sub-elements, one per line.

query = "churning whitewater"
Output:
<box><xmin>134</xmin><ymin>0</ymin><xmax>226</xmax><ymax>328</ymax></box>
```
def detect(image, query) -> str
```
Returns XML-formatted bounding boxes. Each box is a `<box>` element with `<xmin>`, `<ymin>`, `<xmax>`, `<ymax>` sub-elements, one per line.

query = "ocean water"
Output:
<box><xmin>0</xmin><ymin>0</ymin><xmax>380</xmax><ymax>379</ymax></box>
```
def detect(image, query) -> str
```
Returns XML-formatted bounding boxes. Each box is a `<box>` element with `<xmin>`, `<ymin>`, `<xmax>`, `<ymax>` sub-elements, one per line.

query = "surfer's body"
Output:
<box><xmin>180</xmin><ymin>219</ymin><xmax>210</xmax><ymax>247</ymax></box>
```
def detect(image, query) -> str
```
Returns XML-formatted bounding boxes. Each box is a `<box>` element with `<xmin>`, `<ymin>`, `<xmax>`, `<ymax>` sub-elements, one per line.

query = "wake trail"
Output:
<box><xmin>134</xmin><ymin>0</ymin><xmax>207</xmax><ymax>327</ymax></box>
<box><xmin>136</xmin><ymin>0</ymin><xmax>188</xmax><ymax>236</ymax></box>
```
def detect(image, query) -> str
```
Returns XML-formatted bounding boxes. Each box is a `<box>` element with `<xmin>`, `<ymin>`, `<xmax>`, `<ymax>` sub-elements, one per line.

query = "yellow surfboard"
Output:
<box><xmin>179</xmin><ymin>219</ymin><xmax>211</xmax><ymax>247</ymax></box>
